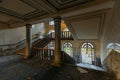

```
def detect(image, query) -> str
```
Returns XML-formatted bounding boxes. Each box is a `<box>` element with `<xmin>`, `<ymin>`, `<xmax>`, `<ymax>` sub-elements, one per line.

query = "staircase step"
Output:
<box><xmin>17</xmin><ymin>53</ymin><xmax>25</xmax><ymax>56</ymax></box>
<box><xmin>17</xmin><ymin>50</ymin><xmax>25</xmax><ymax>53</ymax></box>
<box><xmin>16</xmin><ymin>48</ymin><xmax>26</xmax><ymax>56</ymax></box>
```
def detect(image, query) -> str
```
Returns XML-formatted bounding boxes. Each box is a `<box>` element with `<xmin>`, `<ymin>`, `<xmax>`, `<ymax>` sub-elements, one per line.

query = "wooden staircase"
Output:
<box><xmin>31</xmin><ymin>31</ymin><xmax>75</xmax><ymax>64</ymax></box>
<box><xmin>32</xmin><ymin>48</ymin><xmax>76</xmax><ymax>65</ymax></box>
<box><xmin>15</xmin><ymin>48</ymin><xmax>26</xmax><ymax>56</ymax></box>
<box><xmin>33</xmin><ymin>31</ymin><xmax>73</xmax><ymax>48</ymax></box>
<box><xmin>15</xmin><ymin>39</ymin><xmax>41</xmax><ymax>56</ymax></box>
<box><xmin>16</xmin><ymin>31</ymin><xmax>73</xmax><ymax>56</ymax></box>
<box><xmin>33</xmin><ymin>32</ymin><xmax>53</xmax><ymax>48</ymax></box>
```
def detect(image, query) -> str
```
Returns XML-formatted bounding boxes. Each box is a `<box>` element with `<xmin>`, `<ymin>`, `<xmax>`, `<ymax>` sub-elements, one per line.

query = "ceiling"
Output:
<box><xmin>63</xmin><ymin>0</ymin><xmax>114</xmax><ymax>40</ymax></box>
<box><xmin>0</xmin><ymin>0</ymin><xmax>111</xmax><ymax>28</ymax></box>
<box><xmin>0</xmin><ymin>0</ymin><xmax>114</xmax><ymax>39</ymax></box>
<box><xmin>71</xmin><ymin>17</ymin><xmax>100</xmax><ymax>39</ymax></box>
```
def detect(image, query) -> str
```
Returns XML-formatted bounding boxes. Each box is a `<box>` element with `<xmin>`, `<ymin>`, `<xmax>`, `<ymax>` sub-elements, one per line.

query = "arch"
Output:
<box><xmin>63</xmin><ymin>42</ymin><xmax>73</xmax><ymax>57</ymax></box>
<box><xmin>80</xmin><ymin>42</ymin><xmax>95</xmax><ymax>64</ymax></box>
<box><xmin>107</xmin><ymin>43</ymin><xmax>120</xmax><ymax>53</ymax></box>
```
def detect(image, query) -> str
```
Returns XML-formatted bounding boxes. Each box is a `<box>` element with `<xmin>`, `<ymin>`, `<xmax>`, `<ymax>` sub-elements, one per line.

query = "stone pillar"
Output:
<box><xmin>52</xmin><ymin>16</ymin><xmax>61</xmax><ymax>66</ymax></box>
<box><xmin>25</xmin><ymin>24</ymin><xmax>32</xmax><ymax>59</ymax></box>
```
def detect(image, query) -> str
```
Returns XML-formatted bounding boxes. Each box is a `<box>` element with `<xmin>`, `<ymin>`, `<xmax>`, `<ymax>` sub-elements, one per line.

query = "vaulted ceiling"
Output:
<box><xmin>0</xmin><ymin>0</ymin><xmax>114</xmax><ymax>39</ymax></box>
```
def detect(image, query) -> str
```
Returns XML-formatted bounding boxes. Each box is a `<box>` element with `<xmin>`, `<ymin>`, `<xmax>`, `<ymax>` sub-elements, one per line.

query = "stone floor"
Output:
<box><xmin>76</xmin><ymin>63</ymin><xmax>105</xmax><ymax>71</ymax></box>
<box><xmin>0</xmin><ymin>55</ymin><xmax>117</xmax><ymax>80</ymax></box>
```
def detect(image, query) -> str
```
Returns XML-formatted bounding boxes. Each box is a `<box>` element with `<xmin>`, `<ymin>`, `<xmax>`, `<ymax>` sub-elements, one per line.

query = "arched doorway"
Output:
<box><xmin>81</xmin><ymin>42</ymin><xmax>95</xmax><ymax>64</ymax></box>
<box><xmin>63</xmin><ymin>42</ymin><xmax>73</xmax><ymax>57</ymax></box>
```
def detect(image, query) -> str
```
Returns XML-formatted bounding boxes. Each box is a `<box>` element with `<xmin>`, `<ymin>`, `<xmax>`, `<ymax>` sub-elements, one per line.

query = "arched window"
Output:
<box><xmin>63</xmin><ymin>42</ymin><xmax>73</xmax><ymax>57</ymax></box>
<box><xmin>107</xmin><ymin>43</ymin><xmax>120</xmax><ymax>53</ymax></box>
<box><xmin>81</xmin><ymin>42</ymin><xmax>94</xmax><ymax>64</ymax></box>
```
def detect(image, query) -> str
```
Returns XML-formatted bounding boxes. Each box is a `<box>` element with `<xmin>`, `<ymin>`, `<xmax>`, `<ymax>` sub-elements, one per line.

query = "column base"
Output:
<box><xmin>24</xmin><ymin>55</ymin><xmax>30</xmax><ymax>59</ymax></box>
<box><xmin>52</xmin><ymin>62</ymin><xmax>61</xmax><ymax>67</ymax></box>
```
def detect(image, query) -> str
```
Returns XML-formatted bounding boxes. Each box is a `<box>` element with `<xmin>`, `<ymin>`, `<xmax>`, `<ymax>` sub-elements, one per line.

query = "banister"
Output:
<box><xmin>32</xmin><ymin>48</ymin><xmax>54</xmax><ymax>60</ymax></box>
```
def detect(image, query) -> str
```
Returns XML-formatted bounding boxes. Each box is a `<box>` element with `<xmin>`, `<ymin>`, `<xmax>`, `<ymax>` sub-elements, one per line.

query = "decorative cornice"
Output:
<box><xmin>34</xmin><ymin>0</ymin><xmax>58</xmax><ymax>13</ymax></box>
<box><xmin>21</xmin><ymin>0</ymin><xmax>57</xmax><ymax>14</ymax></box>
<box><xmin>0</xmin><ymin>6</ymin><xmax>23</xmax><ymax>19</ymax></box>
<box><xmin>63</xmin><ymin>8</ymin><xmax>110</xmax><ymax>21</ymax></box>
<box><xmin>0</xmin><ymin>21</ymin><xmax>8</xmax><ymax>25</ymax></box>
<box><xmin>47</xmin><ymin>0</ymin><xmax>94</xmax><ymax>10</ymax></box>
<box><xmin>0</xmin><ymin>0</ymin><xmax>113</xmax><ymax>29</ymax></box>
<box><xmin>25</xmin><ymin>0</ymin><xmax>113</xmax><ymax>24</ymax></box>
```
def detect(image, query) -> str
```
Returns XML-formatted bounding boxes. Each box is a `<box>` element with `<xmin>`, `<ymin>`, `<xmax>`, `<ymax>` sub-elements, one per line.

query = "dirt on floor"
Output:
<box><xmin>23</xmin><ymin>59</ymin><xmax>117</xmax><ymax>80</ymax></box>
<box><xmin>0</xmin><ymin>56</ymin><xmax>117</xmax><ymax>80</ymax></box>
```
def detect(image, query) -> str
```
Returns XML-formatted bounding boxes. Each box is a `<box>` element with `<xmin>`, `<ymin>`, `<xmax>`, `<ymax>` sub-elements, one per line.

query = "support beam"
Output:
<box><xmin>25</xmin><ymin>24</ymin><xmax>32</xmax><ymax>59</ymax></box>
<box><xmin>52</xmin><ymin>16</ymin><xmax>61</xmax><ymax>67</ymax></box>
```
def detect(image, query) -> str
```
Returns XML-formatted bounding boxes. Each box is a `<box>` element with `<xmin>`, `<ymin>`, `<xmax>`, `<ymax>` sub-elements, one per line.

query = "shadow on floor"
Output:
<box><xmin>0</xmin><ymin>55</ymin><xmax>117</xmax><ymax>80</ymax></box>
<box><xmin>31</xmin><ymin>64</ymin><xmax>116</xmax><ymax>80</ymax></box>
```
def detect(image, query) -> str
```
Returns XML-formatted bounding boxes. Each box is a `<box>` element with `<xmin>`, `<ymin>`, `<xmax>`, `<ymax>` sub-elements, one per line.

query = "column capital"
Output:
<box><xmin>53</xmin><ymin>16</ymin><xmax>61</xmax><ymax>23</ymax></box>
<box><xmin>26</xmin><ymin>24</ymin><xmax>32</xmax><ymax>28</ymax></box>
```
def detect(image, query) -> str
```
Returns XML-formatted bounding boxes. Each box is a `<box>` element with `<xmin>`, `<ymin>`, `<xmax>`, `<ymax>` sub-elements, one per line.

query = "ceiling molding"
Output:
<box><xmin>0</xmin><ymin>25</ymin><xmax>10</xmax><ymax>30</ymax></box>
<box><xmin>51</xmin><ymin>0</ymin><xmax>113</xmax><ymax>15</ymax></box>
<box><xmin>47</xmin><ymin>0</ymin><xmax>94</xmax><ymax>10</ymax></box>
<box><xmin>34</xmin><ymin>0</ymin><xmax>58</xmax><ymax>13</ymax></box>
<box><xmin>0</xmin><ymin>21</ymin><xmax>8</xmax><ymax>25</ymax></box>
<box><xmin>56</xmin><ymin>0</ymin><xmax>73</xmax><ymax>4</ymax></box>
<box><xmin>20</xmin><ymin>0</ymin><xmax>41</xmax><ymax>11</ymax></box>
<box><xmin>63</xmin><ymin>8</ymin><xmax>110</xmax><ymax>21</ymax></box>
<box><xmin>0</xmin><ymin>6</ymin><xmax>23</xmax><ymax>19</ymax></box>
<box><xmin>21</xmin><ymin>0</ymin><xmax>57</xmax><ymax>14</ymax></box>
<box><xmin>23</xmin><ymin>11</ymin><xmax>48</xmax><ymax>20</ymax></box>
<box><xmin>25</xmin><ymin>0</ymin><xmax>113</xmax><ymax>24</ymax></box>
<box><xmin>0</xmin><ymin>0</ymin><xmax>113</xmax><ymax>29</ymax></box>
<box><xmin>63</xmin><ymin>9</ymin><xmax>109</xmax><ymax>40</ymax></box>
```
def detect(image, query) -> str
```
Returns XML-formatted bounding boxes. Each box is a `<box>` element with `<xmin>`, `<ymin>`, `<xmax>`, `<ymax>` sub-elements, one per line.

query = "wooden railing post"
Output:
<box><xmin>32</xmin><ymin>48</ymin><xmax>54</xmax><ymax>61</ymax></box>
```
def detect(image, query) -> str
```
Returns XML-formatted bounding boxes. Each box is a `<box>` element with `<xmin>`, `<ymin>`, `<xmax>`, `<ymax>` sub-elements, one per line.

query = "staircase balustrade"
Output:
<box><xmin>32</xmin><ymin>31</ymin><xmax>73</xmax><ymax>59</ymax></box>
<box><xmin>33</xmin><ymin>31</ymin><xmax>73</xmax><ymax>48</ymax></box>
<box><xmin>61</xmin><ymin>31</ymin><xmax>73</xmax><ymax>39</ymax></box>
<box><xmin>32</xmin><ymin>48</ymin><xmax>54</xmax><ymax>60</ymax></box>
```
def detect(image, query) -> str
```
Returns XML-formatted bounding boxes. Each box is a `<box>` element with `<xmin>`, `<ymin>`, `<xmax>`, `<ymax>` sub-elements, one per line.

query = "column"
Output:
<box><xmin>25</xmin><ymin>24</ymin><xmax>32</xmax><ymax>59</ymax></box>
<box><xmin>52</xmin><ymin>16</ymin><xmax>61</xmax><ymax>66</ymax></box>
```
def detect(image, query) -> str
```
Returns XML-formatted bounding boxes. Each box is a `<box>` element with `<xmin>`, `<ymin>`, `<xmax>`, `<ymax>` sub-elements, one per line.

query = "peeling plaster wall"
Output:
<box><xmin>101</xmin><ymin>0</ymin><xmax>120</xmax><ymax>63</ymax></box>
<box><xmin>0</xmin><ymin>23</ymin><xmax>45</xmax><ymax>45</ymax></box>
<box><xmin>0</xmin><ymin>27</ymin><xmax>26</xmax><ymax>45</ymax></box>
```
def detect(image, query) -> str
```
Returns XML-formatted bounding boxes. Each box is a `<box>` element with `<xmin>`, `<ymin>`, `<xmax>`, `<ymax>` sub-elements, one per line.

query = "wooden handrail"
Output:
<box><xmin>49</xmin><ymin>31</ymin><xmax>73</xmax><ymax>39</ymax></box>
<box><xmin>32</xmin><ymin>31</ymin><xmax>73</xmax><ymax>48</ymax></box>
<box><xmin>32</xmin><ymin>48</ymin><xmax>54</xmax><ymax>50</ymax></box>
